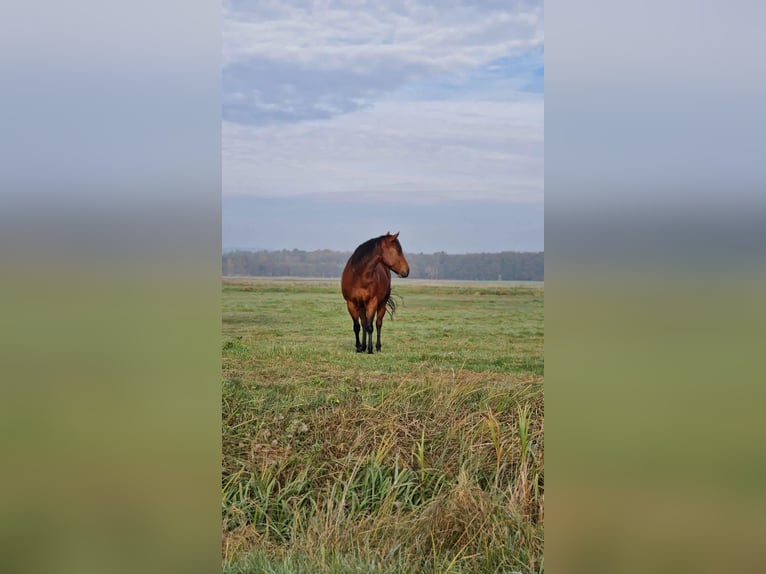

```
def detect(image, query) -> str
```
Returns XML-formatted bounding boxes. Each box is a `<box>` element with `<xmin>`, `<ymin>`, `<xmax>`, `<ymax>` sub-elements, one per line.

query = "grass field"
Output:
<box><xmin>222</xmin><ymin>278</ymin><xmax>544</xmax><ymax>573</ymax></box>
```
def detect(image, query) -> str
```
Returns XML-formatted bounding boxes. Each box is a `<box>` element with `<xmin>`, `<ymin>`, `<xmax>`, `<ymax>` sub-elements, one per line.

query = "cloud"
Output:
<box><xmin>223</xmin><ymin>95</ymin><xmax>543</xmax><ymax>203</ymax></box>
<box><xmin>223</xmin><ymin>0</ymin><xmax>543</xmax><ymax>124</ymax></box>
<box><xmin>222</xmin><ymin>0</ymin><xmax>544</xmax><ymax>208</ymax></box>
<box><xmin>224</xmin><ymin>1</ymin><xmax>543</xmax><ymax>67</ymax></box>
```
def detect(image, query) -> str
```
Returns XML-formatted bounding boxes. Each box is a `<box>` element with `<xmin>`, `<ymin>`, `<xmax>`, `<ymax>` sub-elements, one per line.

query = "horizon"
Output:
<box><xmin>222</xmin><ymin>245</ymin><xmax>545</xmax><ymax>256</ymax></box>
<box><xmin>222</xmin><ymin>1</ymin><xmax>544</xmax><ymax>254</ymax></box>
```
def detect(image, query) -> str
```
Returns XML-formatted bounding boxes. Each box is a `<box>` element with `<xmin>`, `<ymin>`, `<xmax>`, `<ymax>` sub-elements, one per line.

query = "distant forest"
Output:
<box><xmin>223</xmin><ymin>249</ymin><xmax>544</xmax><ymax>281</ymax></box>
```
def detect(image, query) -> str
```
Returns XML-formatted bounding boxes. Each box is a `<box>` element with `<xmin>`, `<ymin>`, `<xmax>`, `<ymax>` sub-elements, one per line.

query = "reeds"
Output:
<box><xmin>223</xmin><ymin>372</ymin><xmax>544</xmax><ymax>573</ymax></box>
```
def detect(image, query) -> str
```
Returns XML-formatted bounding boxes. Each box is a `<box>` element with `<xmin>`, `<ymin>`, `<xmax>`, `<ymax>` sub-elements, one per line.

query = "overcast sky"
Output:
<box><xmin>222</xmin><ymin>0</ymin><xmax>544</xmax><ymax>253</ymax></box>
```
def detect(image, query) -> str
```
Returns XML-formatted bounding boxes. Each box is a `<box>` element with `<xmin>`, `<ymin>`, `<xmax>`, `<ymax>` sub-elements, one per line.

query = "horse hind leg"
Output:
<box><xmin>360</xmin><ymin>321</ymin><xmax>370</xmax><ymax>353</ymax></box>
<box><xmin>359</xmin><ymin>309</ymin><xmax>373</xmax><ymax>354</ymax></box>
<box><xmin>366</xmin><ymin>318</ymin><xmax>374</xmax><ymax>354</ymax></box>
<box><xmin>375</xmin><ymin>304</ymin><xmax>386</xmax><ymax>352</ymax></box>
<box><xmin>347</xmin><ymin>301</ymin><xmax>364</xmax><ymax>352</ymax></box>
<box><xmin>360</xmin><ymin>305</ymin><xmax>372</xmax><ymax>353</ymax></box>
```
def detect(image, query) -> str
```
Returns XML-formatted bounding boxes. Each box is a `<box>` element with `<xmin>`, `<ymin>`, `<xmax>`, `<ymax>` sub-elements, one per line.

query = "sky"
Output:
<box><xmin>222</xmin><ymin>0</ymin><xmax>544</xmax><ymax>254</ymax></box>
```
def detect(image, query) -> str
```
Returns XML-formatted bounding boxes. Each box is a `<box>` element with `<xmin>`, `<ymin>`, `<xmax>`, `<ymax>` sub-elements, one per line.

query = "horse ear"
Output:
<box><xmin>392</xmin><ymin>231</ymin><xmax>399</xmax><ymax>240</ymax></box>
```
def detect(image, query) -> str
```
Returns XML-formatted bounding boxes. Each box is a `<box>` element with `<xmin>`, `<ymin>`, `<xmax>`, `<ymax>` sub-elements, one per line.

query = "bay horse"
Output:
<box><xmin>341</xmin><ymin>232</ymin><xmax>410</xmax><ymax>353</ymax></box>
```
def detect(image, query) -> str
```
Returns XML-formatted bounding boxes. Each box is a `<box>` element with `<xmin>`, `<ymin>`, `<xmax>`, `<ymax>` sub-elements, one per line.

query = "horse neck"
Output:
<box><xmin>361</xmin><ymin>244</ymin><xmax>384</xmax><ymax>277</ymax></box>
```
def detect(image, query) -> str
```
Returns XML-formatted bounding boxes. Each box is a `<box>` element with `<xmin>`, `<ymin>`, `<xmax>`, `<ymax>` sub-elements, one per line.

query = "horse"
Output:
<box><xmin>341</xmin><ymin>232</ymin><xmax>410</xmax><ymax>354</ymax></box>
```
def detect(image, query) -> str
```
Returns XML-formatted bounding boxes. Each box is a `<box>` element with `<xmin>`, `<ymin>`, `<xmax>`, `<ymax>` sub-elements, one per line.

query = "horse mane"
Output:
<box><xmin>348</xmin><ymin>235</ymin><xmax>382</xmax><ymax>267</ymax></box>
<box><xmin>348</xmin><ymin>234</ymin><xmax>402</xmax><ymax>267</ymax></box>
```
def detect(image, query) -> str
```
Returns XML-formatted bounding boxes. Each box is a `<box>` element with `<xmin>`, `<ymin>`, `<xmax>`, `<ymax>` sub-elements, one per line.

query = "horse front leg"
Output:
<box><xmin>366</xmin><ymin>319</ymin><xmax>374</xmax><ymax>354</ymax></box>
<box><xmin>359</xmin><ymin>307</ymin><xmax>369</xmax><ymax>353</ymax></box>
<box><xmin>347</xmin><ymin>300</ymin><xmax>364</xmax><ymax>352</ymax></box>
<box><xmin>364</xmin><ymin>300</ymin><xmax>377</xmax><ymax>354</ymax></box>
<box><xmin>353</xmin><ymin>318</ymin><xmax>363</xmax><ymax>352</ymax></box>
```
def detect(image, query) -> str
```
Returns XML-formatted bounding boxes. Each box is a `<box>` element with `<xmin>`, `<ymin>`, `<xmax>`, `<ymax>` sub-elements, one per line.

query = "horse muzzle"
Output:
<box><xmin>398</xmin><ymin>267</ymin><xmax>410</xmax><ymax>278</ymax></box>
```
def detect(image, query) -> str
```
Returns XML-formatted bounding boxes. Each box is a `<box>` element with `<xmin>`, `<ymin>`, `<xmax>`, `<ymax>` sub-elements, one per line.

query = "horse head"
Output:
<box><xmin>380</xmin><ymin>232</ymin><xmax>409</xmax><ymax>278</ymax></box>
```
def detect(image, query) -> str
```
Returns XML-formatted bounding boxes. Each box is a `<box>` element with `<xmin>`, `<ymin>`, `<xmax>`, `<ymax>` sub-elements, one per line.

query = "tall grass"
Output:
<box><xmin>222</xmin><ymin>279</ymin><xmax>544</xmax><ymax>573</ymax></box>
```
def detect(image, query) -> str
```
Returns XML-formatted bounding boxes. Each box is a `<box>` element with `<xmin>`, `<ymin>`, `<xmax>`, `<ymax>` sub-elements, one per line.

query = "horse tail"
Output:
<box><xmin>385</xmin><ymin>291</ymin><xmax>401</xmax><ymax>318</ymax></box>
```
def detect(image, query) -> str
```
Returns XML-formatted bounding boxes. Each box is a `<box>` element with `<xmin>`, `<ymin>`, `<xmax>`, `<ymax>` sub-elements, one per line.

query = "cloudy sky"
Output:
<box><xmin>222</xmin><ymin>0</ymin><xmax>543</xmax><ymax>253</ymax></box>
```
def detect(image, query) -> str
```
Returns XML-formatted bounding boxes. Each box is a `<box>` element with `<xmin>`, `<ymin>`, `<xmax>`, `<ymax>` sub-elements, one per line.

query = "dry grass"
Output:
<box><xmin>222</xmin><ymin>279</ymin><xmax>544</xmax><ymax>573</ymax></box>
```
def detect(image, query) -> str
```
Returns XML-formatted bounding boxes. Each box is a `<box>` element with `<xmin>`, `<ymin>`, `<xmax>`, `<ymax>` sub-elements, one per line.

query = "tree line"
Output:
<box><xmin>223</xmin><ymin>249</ymin><xmax>543</xmax><ymax>281</ymax></box>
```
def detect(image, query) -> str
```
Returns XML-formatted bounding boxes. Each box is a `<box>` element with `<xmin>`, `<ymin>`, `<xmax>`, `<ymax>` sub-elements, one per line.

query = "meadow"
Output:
<box><xmin>222</xmin><ymin>278</ymin><xmax>544</xmax><ymax>573</ymax></box>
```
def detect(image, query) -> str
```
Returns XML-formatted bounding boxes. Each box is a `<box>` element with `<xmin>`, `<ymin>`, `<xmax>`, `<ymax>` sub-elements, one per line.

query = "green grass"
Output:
<box><xmin>222</xmin><ymin>278</ymin><xmax>544</xmax><ymax>573</ymax></box>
